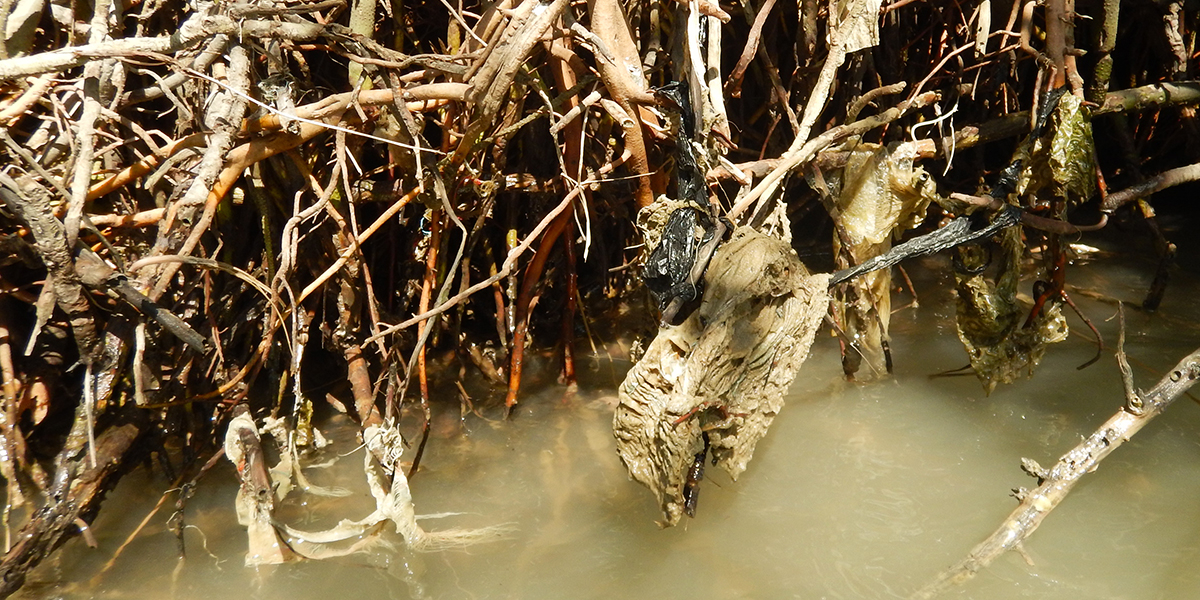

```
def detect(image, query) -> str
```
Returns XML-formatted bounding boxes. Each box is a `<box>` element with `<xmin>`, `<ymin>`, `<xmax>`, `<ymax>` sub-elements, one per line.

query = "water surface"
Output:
<box><xmin>17</xmin><ymin>246</ymin><xmax>1200</xmax><ymax>600</ymax></box>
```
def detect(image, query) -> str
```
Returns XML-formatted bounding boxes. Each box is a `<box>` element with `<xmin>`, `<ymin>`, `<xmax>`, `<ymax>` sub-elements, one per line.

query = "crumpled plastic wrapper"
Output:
<box><xmin>815</xmin><ymin>143</ymin><xmax>934</xmax><ymax>377</ymax></box>
<box><xmin>954</xmin><ymin>226</ymin><xmax>1068</xmax><ymax>394</ymax></box>
<box><xmin>614</xmin><ymin>227</ymin><xmax>829</xmax><ymax>526</ymax></box>
<box><xmin>636</xmin><ymin>196</ymin><xmax>695</xmax><ymax>254</ymax></box>
<box><xmin>951</xmin><ymin>90</ymin><xmax>1084</xmax><ymax>393</ymax></box>
<box><xmin>1018</xmin><ymin>91</ymin><xmax>1097</xmax><ymax>206</ymax></box>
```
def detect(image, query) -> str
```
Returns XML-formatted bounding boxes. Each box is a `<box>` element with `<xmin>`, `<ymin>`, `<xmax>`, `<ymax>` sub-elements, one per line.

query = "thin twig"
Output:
<box><xmin>364</xmin><ymin>181</ymin><xmax>588</xmax><ymax>345</ymax></box>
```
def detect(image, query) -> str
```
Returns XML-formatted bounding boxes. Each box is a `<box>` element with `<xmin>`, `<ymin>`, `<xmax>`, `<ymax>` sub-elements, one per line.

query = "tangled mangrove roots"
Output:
<box><xmin>0</xmin><ymin>0</ymin><xmax>1199</xmax><ymax>592</ymax></box>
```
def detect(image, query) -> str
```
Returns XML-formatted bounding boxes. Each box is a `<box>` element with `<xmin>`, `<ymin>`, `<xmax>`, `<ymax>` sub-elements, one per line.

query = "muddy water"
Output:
<box><xmin>16</xmin><ymin>242</ymin><xmax>1200</xmax><ymax>600</ymax></box>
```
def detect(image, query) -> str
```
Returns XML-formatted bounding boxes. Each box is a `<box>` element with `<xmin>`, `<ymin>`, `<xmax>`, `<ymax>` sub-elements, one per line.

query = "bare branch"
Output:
<box><xmin>912</xmin><ymin>343</ymin><xmax>1200</xmax><ymax>599</ymax></box>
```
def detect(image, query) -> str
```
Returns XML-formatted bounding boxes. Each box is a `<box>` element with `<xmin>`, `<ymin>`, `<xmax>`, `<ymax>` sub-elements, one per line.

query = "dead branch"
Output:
<box><xmin>708</xmin><ymin>79</ymin><xmax>1200</xmax><ymax>185</ymax></box>
<box><xmin>0</xmin><ymin>177</ymin><xmax>101</xmax><ymax>362</ymax></box>
<box><xmin>725</xmin><ymin>0</ymin><xmax>777</xmax><ymax>99</ymax></box>
<box><xmin>1095</xmin><ymin>80</ymin><xmax>1200</xmax><ymax>115</ymax></box>
<box><xmin>451</xmin><ymin>0</ymin><xmax>570</xmax><ymax>167</ymax></box>
<box><xmin>0</xmin><ymin>74</ymin><xmax>54</xmax><ymax>125</ymax></box>
<box><xmin>143</xmin><ymin>41</ymin><xmax>252</xmax><ymax>301</ymax></box>
<box><xmin>585</xmin><ymin>0</ymin><xmax>657</xmax><ymax>207</ymax></box>
<box><xmin>911</xmin><ymin>340</ymin><xmax>1200</xmax><ymax>599</ymax></box>
<box><xmin>0</xmin><ymin>14</ymin><xmax>210</xmax><ymax>79</ymax></box>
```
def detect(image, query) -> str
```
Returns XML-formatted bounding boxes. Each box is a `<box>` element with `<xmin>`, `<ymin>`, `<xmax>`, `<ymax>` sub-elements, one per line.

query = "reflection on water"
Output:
<box><xmin>16</xmin><ymin>247</ymin><xmax>1200</xmax><ymax>600</ymax></box>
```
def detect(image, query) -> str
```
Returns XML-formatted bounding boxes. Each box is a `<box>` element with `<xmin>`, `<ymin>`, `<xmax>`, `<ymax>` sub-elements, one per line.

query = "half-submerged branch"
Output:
<box><xmin>0</xmin><ymin>410</ymin><xmax>148</xmax><ymax>597</ymax></box>
<box><xmin>911</xmin><ymin>333</ymin><xmax>1200</xmax><ymax>599</ymax></box>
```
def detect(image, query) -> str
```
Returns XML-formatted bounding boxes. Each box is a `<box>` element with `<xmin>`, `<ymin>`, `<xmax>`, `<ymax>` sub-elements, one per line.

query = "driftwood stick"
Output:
<box><xmin>911</xmin><ymin>337</ymin><xmax>1200</xmax><ymax>599</ymax></box>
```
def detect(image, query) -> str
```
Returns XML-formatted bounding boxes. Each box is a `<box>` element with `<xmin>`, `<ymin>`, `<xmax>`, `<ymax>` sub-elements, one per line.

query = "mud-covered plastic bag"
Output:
<box><xmin>615</xmin><ymin>227</ymin><xmax>829</xmax><ymax>526</ymax></box>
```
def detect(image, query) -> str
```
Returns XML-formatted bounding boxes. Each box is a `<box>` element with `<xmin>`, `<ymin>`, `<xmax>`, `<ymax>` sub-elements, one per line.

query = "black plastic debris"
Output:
<box><xmin>829</xmin><ymin>205</ymin><xmax>1022</xmax><ymax>286</ymax></box>
<box><xmin>643</xmin><ymin>206</ymin><xmax>718</xmax><ymax>313</ymax></box>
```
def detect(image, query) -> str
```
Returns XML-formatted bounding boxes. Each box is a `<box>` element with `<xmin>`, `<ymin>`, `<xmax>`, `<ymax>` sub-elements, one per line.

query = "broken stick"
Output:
<box><xmin>911</xmin><ymin>313</ymin><xmax>1200</xmax><ymax>599</ymax></box>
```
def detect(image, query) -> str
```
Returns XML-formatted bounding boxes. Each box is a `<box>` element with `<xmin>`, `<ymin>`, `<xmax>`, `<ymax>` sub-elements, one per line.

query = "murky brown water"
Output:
<box><xmin>15</xmin><ymin>237</ymin><xmax>1200</xmax><ymax>600</ymax></box>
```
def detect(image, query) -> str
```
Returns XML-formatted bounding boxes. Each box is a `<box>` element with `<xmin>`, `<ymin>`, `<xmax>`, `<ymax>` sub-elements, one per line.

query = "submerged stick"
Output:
<box><xmin>911</xmin><ymin>332</ymin><xmax>1200</xmax><ymax>599</ymax></box>
<box><xmin>410</xmin><ymin>212</ymin><xmax>442</xmax><ymax>472</ymax></box>
<box><xmin>505</xmin><ymin>206</ymin><xmax>573</xmax><ymax>413</ymax></box>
